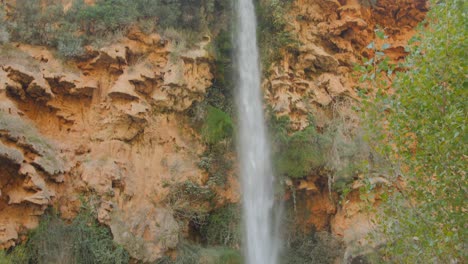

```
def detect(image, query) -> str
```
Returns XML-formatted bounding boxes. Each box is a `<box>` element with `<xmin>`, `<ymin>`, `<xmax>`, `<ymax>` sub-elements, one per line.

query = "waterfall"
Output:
<box><xmin>235</xmin><ymin>0</ymin><xmax>279</xmax><ymax>263</ymax></box>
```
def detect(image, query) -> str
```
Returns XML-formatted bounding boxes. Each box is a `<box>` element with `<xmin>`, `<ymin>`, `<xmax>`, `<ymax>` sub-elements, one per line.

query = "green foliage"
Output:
<box><xmin>0</xmin><ymin>6</ymin><xmax>9</xmax><ymax>44</ymax></box>
<box><xmin>201</xmin><ymin>205</ymin><xmax>241</xmax><ymax>247</ymax></box>
<box><xmin>0</xmin><ymin>206</ymin><xmax>129</xmax><ymax>264</ymax></box>
<box><xmin>281</xmin><ymin>231</ymin><xmax>344</xmax><ymax>264</ymax></box>
<box><xmin>280</xmin><ymin>205</ymin><xmax>344</xmax><ymax>264</ymax></box>
<box><xmin>201</xmin><ymin>106</ymin><xmax>234</xmax><ymax>145</ymax></box>
<box><xmin>206</xmin><ymin>28</ymin><xmax>235</xmax><ymax>114</ymax></box>
<box><xmin>275</xmin><ymin>125</ymin><xmax>330</xmax><ymax>178</ymax></box>
<box><xmin>189</xmin><ymin>106</ymin><xmax>234</xmax><ymax>188</ymax></box>
<box><xmin>269</xmin><ymin>113</ymin><xmax>368</xmax><ymax>186</ymax></box>
<box><xmin>5</xmin><ymin>0</ymin><xmax>229</xmax><ymax>58</ymax></box>
<box><xmin>358</xmin><ymin>0</ymin><xmax>467</xmax><ymax>262</ymax></box>
<box><xmin>257</xmin><ymin>0</ymin><xmax>297</xmax><ymax>71</ymax></box>
<box><xmin>0</xmin><ymin>245</ymin><xmax>29</xmax><ymax>264</ymax></box>
<box><xmin>165</xmin><ymin>180</ymin><xmax>216</xmax><ymax>224</ymax></box>
<box><xmin>198</xmin><ymin>145</ymin><xmax>234</xmax><ymax>187</ymax></box>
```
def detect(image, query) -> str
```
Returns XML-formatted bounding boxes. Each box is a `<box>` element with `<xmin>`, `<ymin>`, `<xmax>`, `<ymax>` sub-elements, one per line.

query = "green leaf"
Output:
<box><xmin>376</xmin><ymin>30</ymin><xmax>385</xmax><ymax>40</ymax></box>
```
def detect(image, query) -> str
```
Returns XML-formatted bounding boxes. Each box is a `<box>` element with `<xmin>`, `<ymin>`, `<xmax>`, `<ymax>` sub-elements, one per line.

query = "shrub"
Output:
<box><xmin>199</xmin><ymin>145</ymin><xmax>234</xmax><ymax>187</ymax></box>
<box><xmin>281</xmin><ymin>230</ymin><xmax>344</xmax><ymax>264</ymax></box>
<box><xmin>201</xmin><ymin>106</ymin><xmax>234</xmax><ymax>145</ymax></box>
<box><xmin>275</xmin><ymin>125</ymin><xmax>331</xmax><ymax>179</ymax></box>
<box><xmin>0</xmin><ymin>206</ymin><xmax>129</xmax><ymax>264</ymax></box>
<box><xmin>358</xmin><ymin>0</ymin><xmax>467</xmax><ymax>262</ymax></box>
<box><xmin>268</xmin><ymin>111</ymin><xmax>369</xmax><ymax>193</ymax></box>
<box><xmin>165</xmin><ymin>180</ymin><xmax>216</xmax><ymax>225</ymax></box>
<box><xmin>280</xmin><ymin>204</ymin><xmax>345</xmax><ymax>264</ymax></box>
<box><xmin>201</xmin><ymin>205</ymin><xmax>241</xmax><ymax>247</ymax></box>
<box><xmin>0</xmin><ymin>7</ymin><xmax>9</xmax><ymax>44</ymax></box>
<box><xmin>5</xmin><ymin>0</ymin><xmax>231</xmax><ymax>58</ymax></box>
<box><xmin>257</xmin><ymin>0</ymin><xmax>297</xmax><ymax>71</ymax></box>
<box><xmin>206</xmin><ymin>28</ymin><xmax>235</xmax><ymax>114</ymax></box>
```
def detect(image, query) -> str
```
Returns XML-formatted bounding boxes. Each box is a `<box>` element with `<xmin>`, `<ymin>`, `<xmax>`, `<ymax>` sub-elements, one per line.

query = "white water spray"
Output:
<box><xmin>235</xmin><ymin>0</ymin><xmax>279</xmax><ymax>263</ymax></box>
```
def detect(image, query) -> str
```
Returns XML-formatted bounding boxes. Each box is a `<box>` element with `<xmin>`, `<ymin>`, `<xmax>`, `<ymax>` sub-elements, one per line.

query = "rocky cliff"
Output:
<box><xmin>266</xmin><ymin>0</ymin><xmax>426</xmax><ymax>260</ymax></box>
<box><xmin>0</xmin><ymin>0</ymin><xmax>427</xmax><ymax>262</ymax></box>
<box><xmin>0</xmin><ymin>26</ymin><xmax>221</xmax><ymax>261</ymax></box>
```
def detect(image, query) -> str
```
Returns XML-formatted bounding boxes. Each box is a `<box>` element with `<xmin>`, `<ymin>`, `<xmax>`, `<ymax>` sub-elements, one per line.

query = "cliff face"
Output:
<box><xmin>265</xmin><ymin>0</ymin><xmax>427</xmax><ymax>259</ymax></box>
<box><xmin>0</xmin><ymin>0</ymin><xmax>427</xmax><ymax>262</ymax></box>
<box><xmin>0</xmin><ymin>27</ymin><xmax>222</xmax><ymax>261</ymax></box>
<box><xmin>266</xmin><ymin>0</ymin><xmax>427</xmax><ymax>129</ymax></box>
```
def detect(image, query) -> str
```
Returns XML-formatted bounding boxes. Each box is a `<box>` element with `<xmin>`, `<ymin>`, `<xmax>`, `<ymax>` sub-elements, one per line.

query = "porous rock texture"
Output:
<box><xmin>0</xmin><ymin>0</ymin><xmax>427</xmax><ymax>262</ymax></box>
<box><xmin>0</xmin><ymin>27</ymin><xmax>226</xmax><ymax>261</ymax></box>
<box><xmin>267</xmin><ymin>0</ymin><xmax>427</xmax><ymax>261</ymax></box>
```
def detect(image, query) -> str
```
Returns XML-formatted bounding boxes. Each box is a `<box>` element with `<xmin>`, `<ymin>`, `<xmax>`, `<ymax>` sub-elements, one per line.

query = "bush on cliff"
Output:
<box><xmin>0</xmin><ymin>7</ymin><xmax>9</xmax><ymax>44</ymax></box>
<box><xmin>358</xmin><ymin>0</ymin><xmax>467</xmax><ymax>262</ymax></box>
<box><xmin>3</xmin><ymin>0</ymin><xmax>229</xmax><ymax>58</ymax></box>
<box><xmin>0</xmin><ymin>206</ymin><xmax>129</xmax><ymax>264</ymax></box>
<box><xmin>269</xmin><ymin>113</ymin><xmax>368</xmax><ymax>188</ymax></box>
<box><xmin>201</xmin><ymin>205</ymin><xmax>241</xmax><ymax>248</ymax></box>
<box><xmin>257</xmin><ymin>0</ymin><xmax>297</xmax><ymax>71</ymax></box>
<box><xmin>201</xmin><ymin>106</ymin><xmax>234</xmax><ymax>145</ymax></box>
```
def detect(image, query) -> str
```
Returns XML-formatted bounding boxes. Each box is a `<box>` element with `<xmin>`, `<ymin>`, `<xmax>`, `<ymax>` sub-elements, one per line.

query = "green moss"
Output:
<box><xmin>0</xmin><ymin>245</ymin><xmax>28</xmax><ymax>264</ymax></box>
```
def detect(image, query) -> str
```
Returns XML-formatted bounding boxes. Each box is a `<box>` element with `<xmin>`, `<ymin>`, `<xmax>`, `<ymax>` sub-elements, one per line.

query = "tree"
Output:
<box><xmin>359</xmin><ymin>0</ymin><xmax>467</xmax><ymax>262</ymax></box>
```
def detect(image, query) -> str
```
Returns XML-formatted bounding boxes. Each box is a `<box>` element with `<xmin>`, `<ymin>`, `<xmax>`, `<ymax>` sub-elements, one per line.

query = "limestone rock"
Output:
<box><xmin>108</xmin><ymin>74</ymin><xmax>140</xmax><ymax>101</ymax></box>
<box><xmin>0</xmin><ymin>224</ymin><xmax>18</xmax><ymax>250</ymax></box>
<box><xmin>110</xmin><ymin>207</ymin><xmax>179</xmax><ymax>262</ymax></box>
<box><xmin>81</xmin><ymin>159</ymin><xmax>123</xmax><ymax>195</ymax></box>
<box><xmin>0</xmin><ymin>142</ymin><xmax>24</xmax><ymax>165</ymax></box>
<box><xmin>317</xmin><ymin>73</ymin><xmax>347</xmax><ymax>97</ymax></box>
<box><xmin>0</xmin><ymin>24</ymin><xmax>212</xmax><ymax>256</ymax></box>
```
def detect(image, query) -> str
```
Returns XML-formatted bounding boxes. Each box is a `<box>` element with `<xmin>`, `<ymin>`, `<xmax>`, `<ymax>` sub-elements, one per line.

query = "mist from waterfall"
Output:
<box><xmin>235</xmin><ymin>0</ymin><xmax>280</xmax><ymax>263</ymax></box>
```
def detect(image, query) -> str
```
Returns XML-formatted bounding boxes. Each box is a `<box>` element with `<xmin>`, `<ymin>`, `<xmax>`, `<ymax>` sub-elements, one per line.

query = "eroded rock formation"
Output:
<box><xmin>0</xmin><ymin>27</ymin><xmax>221</xmax><ymax>261</ymax></box>
<box><xmin>265</xmin><ymin>0</ymin><xmax>427</xmax><ymax>129</ymax></box>
<box><xmin>0</xmin><ymin>0</ymin><xmax>428</xmax><ymax>262</ymax></box>
<box><xmin>266</xmin><ymin>0</ymin><xmax>427</xmax><ymax>260</ymax></box>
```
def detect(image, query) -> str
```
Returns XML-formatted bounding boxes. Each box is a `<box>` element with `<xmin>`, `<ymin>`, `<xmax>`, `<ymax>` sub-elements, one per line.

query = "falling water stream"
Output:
<box><xmin>235</xmin><ymin>0</ymin><xmax>279</xmax><ymax>263</ymax></box>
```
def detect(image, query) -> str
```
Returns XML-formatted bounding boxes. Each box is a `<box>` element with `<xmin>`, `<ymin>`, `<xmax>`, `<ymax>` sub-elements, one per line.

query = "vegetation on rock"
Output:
<box><xmin>156</xmin><ymin>243</ymin><xmax>241</xmax><ymax>264</ymax></box>
<box><xmin>201</xmin><ymin>205</ymin><xmax>241</xmax><ymax>248</ymax></box>
<box><xmin>3</xmin><ymin>0</ymin><xmax>230</xmax><ymax>57</ymax></box>
<box><xmin>0</xmin><ymin>112</ymin><xmax>65</xmax><ymax>175</ymax></box>
<box><xmin>201</xmin><ymin>106</ymin><xmax>234</xmax><ymax>146</ymax></box>
<box><xmin>257</xmin><ymin>0</ymin><xmax>297</xmax><ymax>71</ymax></box>
<box><xmin>357</xmin><ymin>0</ymin><xmax>467</xmax><ymax>262</ymax></box>
<box><xmin>279</xmin><ymin>205</ymin><xmax>345</xmax><ymax>264</ymax></box>
<box><xmin>268</xmin><ymin>112</ymin><xmax>368</xmax><ymax>194</ymax></box>
<box><xmin>0</xmin><ymin>205</ymin><xmax>129</xmax><ymax>264</ymax></box>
